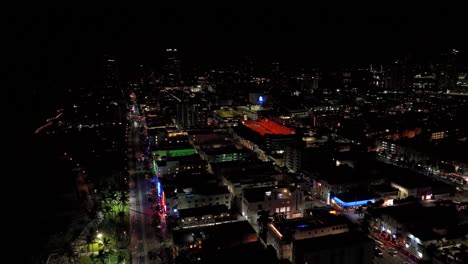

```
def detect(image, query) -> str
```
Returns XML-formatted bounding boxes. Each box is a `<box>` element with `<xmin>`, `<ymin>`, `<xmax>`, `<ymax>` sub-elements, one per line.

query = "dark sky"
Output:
<box><xmin>26</xmin><ymin>4</ymin><xmax>467</xmax><ymax>66</ymax></box>
<box><xmin>14</xmin><ymin>4</ymin><xmax>468</xmax><ymax>124</ymax></box>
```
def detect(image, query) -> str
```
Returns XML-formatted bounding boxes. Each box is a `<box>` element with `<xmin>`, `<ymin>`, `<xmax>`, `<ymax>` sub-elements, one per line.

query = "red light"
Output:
<box><xmin>243</xmin><ymin>119</ymin><xmax>295</xmax><ymax>136</ymax></box>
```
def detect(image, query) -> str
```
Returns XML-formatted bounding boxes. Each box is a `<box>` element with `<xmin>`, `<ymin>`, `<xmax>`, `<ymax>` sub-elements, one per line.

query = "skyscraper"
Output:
<box><xmin>436</xmin><ymin>49</ymin><xmax>459</xmax><ymax>91</ymax></box>
<box><xmin>163</xmin><ymin>48</ymin><xmax>182</xmax><ymax>86</ymax></box>
<box><xmin>104</xmin><ymin>55</ymin><xmax>123</xmax><ymax>98</ymax></box>
<box><xmin>102</xmin><ymin>55</ymin><xmax>126</xmax><ymax>123</ymax></box>
<box><xmin>386</xmin><ymin>60</ymin><xmax>411</xmax><ymax>91</ymax></box>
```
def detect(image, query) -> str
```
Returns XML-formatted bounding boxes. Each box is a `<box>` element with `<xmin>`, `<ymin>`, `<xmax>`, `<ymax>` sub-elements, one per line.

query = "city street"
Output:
<box><xmin>370</xmin><ymin>234</ymin><xmax>416</xmax><ymax>264</ymax></box>
<box><xmin>128</xmin><ymin>103</ymin><xmax>163</xmax><ymax>264</ymax></box>
<box><xmin>376</xmin><ymin>155</ymin><xmax>468</xmax><ymax>202</ymax></box>
<box><xmin>324</xmin><ymin>201</ymin><xmax>417</xmax><ymax>264</ymax></box>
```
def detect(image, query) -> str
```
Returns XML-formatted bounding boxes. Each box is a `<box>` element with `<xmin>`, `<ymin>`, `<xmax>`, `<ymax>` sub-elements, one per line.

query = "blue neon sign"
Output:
<box><xmin>157</xmin><ymin>181</ymin><xmax>162</xmax><ymax>197</ymax></box>
<box><xmin>332</xmin><ymin>196</ymin><xmax>375</xmax><ymax>207</ymax></box>
<box><xmin>258</xmin><ymin>96</ymin><xmax>265</xmax><ymax>105</ymax></box>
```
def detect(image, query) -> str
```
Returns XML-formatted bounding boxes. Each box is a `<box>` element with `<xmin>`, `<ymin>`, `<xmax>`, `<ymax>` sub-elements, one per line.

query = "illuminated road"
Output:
<box><xmin>372</xmin><ymin>243</ymin><xmax>415</xmax><ymax>264</ymax></box>
<box><xmin>369</xmin><ymin>231</ymin><xmax>417</xmax><ymax>264</ymax></box>
<box><xmin>128</xmin><ymin>103</ymin><xmax>160</xmax><ymax>264</ymax></box>
<box><xmin>331</xmin><ymin>204</ymin><xmax>416</xmax><ymax>264</ymax></box>
<box><xmin>376</xmin><ymin>156</ymin><xmax>468</xmax><ymax>202</ymax></box>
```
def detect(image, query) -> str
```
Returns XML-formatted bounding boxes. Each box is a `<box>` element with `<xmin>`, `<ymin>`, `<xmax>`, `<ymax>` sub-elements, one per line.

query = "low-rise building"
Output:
<box><xmin>241</xmin><ymin>187</ymin><xmax>304</xmax><ymax>224</ymax></box>
<box><xmin>370</xmin><ymin>184</ymin><xmax>400</xmax><ymax>206</ymax></box>
<box><xmin>155</xmin><ymin>154</ymin><xmax>208</xmax><ymax>176</ymax></box>
<box><xmin>213</xmin><ymin>108</ymin><xmax>243</xmax><ymax>128</ymax></box>
<box><xmin>167</xmin><ymin>184</ymin><xmax>231</xmax><ymax>211</ymax></box>
<box><xmin>312</xmin><ymin>166</ymin><xmax>363</xmax><ymax>201</ymax></box>
<box><xmin>330</xmin><ymin>191</ymin><xmax>376</xmax><ymax>209</ymax></box>
<box><xmin>214</xmin><ymin>161</ymin><xmax>280</xmax><ymax>206</ymax></box>
<box><xmin>390</xmin><ymin>174</ymin><xmax>432</xmax><ymax>200</ymax></box>
<box><xmin>266</xmin><ymin>211</ymin><xmax>351</xmax><ymax>260</ymax></box>
<box><xmin>151</xmin><ymin>144</ymin><xmax>196</xmax><ymax>159</ymax></box>
<box><xmin>178</xmin><ymin>204</ymin><xmax>232</xmax><ymax>227</ymax></box>
<box><xmin>293</xmin><ymin>232</ymin><xmax>374</xmax><ymax>264</ymax></box>
<box><xmin>370</xmin><ymin>203</ymin><xmax>465</xmax><ymax>260</ymax></box>
<box><xmin>199</xmin><ymin>145</ymin><xmax>253</xmax><ymax>163</ymax></box>
<box><xmin>173</xmin><ymin>220</ymin><xmax>257</xmax><ymax>252</ymax></box>
<box><xmin>235</xmin><ymin>118</ymin><xmax>297</xmax><ymax>154</ymax></box>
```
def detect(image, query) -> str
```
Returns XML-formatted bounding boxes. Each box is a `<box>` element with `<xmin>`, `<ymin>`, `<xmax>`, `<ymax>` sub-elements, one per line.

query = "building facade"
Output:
<box><xmin>176</xmin><ymin>103</ymin><xmax>209</xmax><ymax>129</ymax></box>
<box><xmin>241</xmin><ymin>187</ymin><xmax>304</xmax><ymax>225</ymax></box>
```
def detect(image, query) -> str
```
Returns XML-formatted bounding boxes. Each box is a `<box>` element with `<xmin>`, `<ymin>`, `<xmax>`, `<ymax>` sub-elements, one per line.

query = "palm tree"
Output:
<box><xmin>106</xmin><ymin>217</ymin><xmax>118</xmax><ymax>237</ymax></box>
<box><xmin>119</xmin><ymin>191</ymin><xmax>129</xmax><ymax>210</ymax></box>
<box><xmin>257</xmin><ymin>210</ymin><xmax>271</xmax><ymax>238</ymax></box>
<box><xmin>117</xmin><ymin>254</ymin><xmax>125</xmax><ymax>264</ymax></box>
<box><xmin>102</xmin><ymin>205</ymin><xmax>112</xmax><ymax>219</ymax></box>
<box><xmin>117</xmin><ymin>210</ymin><xmax>127</xmax><ymax>223</ymax></box>
<box><xmin>92</xmin><ymin>249</ymin><xmax>109</xmax><ymax>264</ymax></box>
<box><xmin>360</xmin><ymin>214</ymin><xmax>371</xmax><ymax>234</ymax></box>
<box><xmin>102</xmin><ymin>237</ymin><xmax>112</xmax><ymax>251</ymax></box>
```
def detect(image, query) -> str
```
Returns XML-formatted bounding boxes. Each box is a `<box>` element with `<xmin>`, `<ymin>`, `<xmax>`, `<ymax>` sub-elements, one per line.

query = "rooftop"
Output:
<box><xmin>371</xmin><ymin>184</ymin><xmax>399</xmax><ymax>194</ymax></box>
<box><xmin>151</xmin><ymin>143</ymin><xmax>194</xmax><ymax>151</ymax></box>
<box><xmin>173</xmin><ymin>220</ymin><xmax>257</xmax><ymax>247</ymax></box>
<box><xmin>371</xmin><ymin>204</ymin><xmax>460</xmax><ymax>241</ymax></box>
<box><xmin>243</xmin><ymin>187</ymin><xmax>291</xmax><ymax>203</ymax></box>
<box><xmin>242</xmin><ymin>119</ymin><xmax>295</xmax><ymax>136</ymax></box>
<box><xmin>272</xmin><ymin>211</ymin><xmax>349</xmax><ymax>235</ymax></box>
<box><xmin>390</xmin><ymin>170</ymin><xmax>432</xmax><ymax>189</ymax></box>
<box><xmin>201</xmin><ymin>145</ymin><xmax>251</xmax><ymax>156</ymax></box>
<box><xmin>166</xmin><ymin>154</ymin><xmax>202</xmax><ymax>162</ymax></box>
<box><xmin>214</xmin><ymin>109</ymin><xmax>243</xmax><ymax>119</ymax></box>
<box><xmin>333</xmin><ymin>191</ymin><xmax>376</xmax><ymax>203</ymax></box>
<box><xmin>198</xmin><ymin>241</ymin><xmax>279</xmax><ymax>264</ymax></box>
<box><xmin>178</xmin><ymin>204</ymin><xmax>229</xmax><ymax>218</ymax></box>
<box><xmin>193</xmin><ymin>184</ymin><xmax>230</xmax><ymax>196</ymax></box>
<box><xmin>293</xmin><ymin>232</ymin><xmax>373</xmax><ymax>258</ymax></box>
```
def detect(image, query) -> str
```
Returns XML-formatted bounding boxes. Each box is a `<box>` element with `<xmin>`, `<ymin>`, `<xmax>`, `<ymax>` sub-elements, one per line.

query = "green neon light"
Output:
<box><xmin>152</xmin><ymin>160</ymin><xmax>157</xmax><ymax>174</ymax></box>
<box><xmin>154</xmin><ymin>148</ymin><xmax>195</xmax><ymax>158</ymax></box>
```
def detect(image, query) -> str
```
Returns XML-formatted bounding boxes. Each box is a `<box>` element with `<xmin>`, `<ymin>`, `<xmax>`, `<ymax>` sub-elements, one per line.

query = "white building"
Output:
<box><xmin>166</xmin><ymin>184</ymin><xmax>231</xmax><ymax>212</ymax></box>
<box><xmin>241</xmin><ymin>187</ymin><xmax>304</xmax><ymax>225</ymax></box>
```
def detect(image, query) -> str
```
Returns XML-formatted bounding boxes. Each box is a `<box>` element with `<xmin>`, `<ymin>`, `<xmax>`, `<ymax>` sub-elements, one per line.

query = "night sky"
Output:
<box><xmin>40</xmin><ymin>4</ymin><xmax>467</xmax><ymax>62</ymax></box>
<box><xmin>14</xmin><ymin>4</ymin><xmax>468</xmax><ymax>126</ymax></box>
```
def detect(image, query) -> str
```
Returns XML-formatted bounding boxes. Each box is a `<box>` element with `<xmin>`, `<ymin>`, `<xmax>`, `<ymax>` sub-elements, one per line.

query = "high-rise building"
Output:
<box><xmin>386</xmin><ymin>60</ymin><xmax>411</xmax><ymax>91</ymax></box>
<box><xmin>103</xmin><ymin>55</ymin><xmax>124</xmax><ymax>99</ymax></box>
<box><xmin>176</xmin><ymin>102</ymin><xmax>208</xmax><ymax>129</ymax></box>
<box><xmin>369</xmin><ymin>64</ymin><xmax>385</xmax><ymax>89</ymax></box>
<box><xmin>436</xmin><ymin>49</ymin><xmax>459</xmax><ymax>91</ymax></box>
<box><xmin>163</xmin><ymin>48</ymin><xmax>182</xmax><ymax>86</ymax></box>
<box><xmin>412</xmin><ymin>67</ymin><xmax>436</xmax><ymax>91</ymax></box>
<box><xmin>102</xmin><ymin>55</ymin><xmax>126</xmax><ymax>123</ymax></box>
